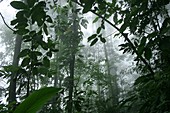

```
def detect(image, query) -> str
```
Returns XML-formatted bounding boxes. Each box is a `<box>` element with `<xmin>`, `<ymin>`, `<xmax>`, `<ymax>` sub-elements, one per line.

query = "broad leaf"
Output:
<box><xmin>113</xmin><ymin>12</ymin><xmax>118</xmax><ymax>24</ymax></box>
<box><xmin>11</xmin><ymin>19</ymin><xmax>18</xmax><ymax>25</ymax></box>
<box><xmin>97</xmin><ymin>27</ymin><xmax>101</xmax><ymax>34</ymax></box>
<box><xmin>82</xmin><ymin>0</ymin><xmax>95</xmax><ymax>13</ymax></box>
<box><xmin>43</xmin><ymin>57</ymin><xmax>50</xmax><ymax>68</ymax></box>
<box><xmin>88</xmin><ymin>34</ymin><xmax>97</xmax><ymax>42</ymax></box>
<box><xmin>14</xmin><ymin>87</ymin><xmax>62</xmax><ymax>113</ymax></box>
<box><xmin>19</xmin><ymin>49</ymin><xmax>30</xmax><ymax>58</ymax></box>
<box><xmin>27</xmin><ymin>0</ymin><xmax>37</xmax><ymax>8</ymax></box>
<box><xmin>144</xmin><ymin>48</ymin><xmax>152</xmax><ymax>60</ymax></box>
<box><xmin>10</xmin><ymin>1</ymin><xmax>27</xmax><ymax>10</ymax></box>
<box><xmin>46</xmin><ymin>15</ymin><xmax>53</xmax><ymax>23</ymax></box>
<box><xmin>100</xmin><ymin>37</ymin><xmax>106</xmax><ymax>43</ymax></box>
<box><xmin>43</xmin><ymin>24</ymin><xmax>48</xmax><ymax>35</ymax></box>
<box><xmin>46</xmin><ymin>51</ymin><xmax>52</xmax><ymax>57</ymax></box>
<box><xmin>93</xmin><ymin>17</ymin><xmax>99</xmax><ymax>23</ymax></box>
<box><xmin>90</xmin><ymin>38</ymin><xmax>98</xmax><ymax>46</ymax></box>
<box><xmin>21</xmin><ymin>57</ymin><xmax>30</xmax><ymax>67</ymax></box>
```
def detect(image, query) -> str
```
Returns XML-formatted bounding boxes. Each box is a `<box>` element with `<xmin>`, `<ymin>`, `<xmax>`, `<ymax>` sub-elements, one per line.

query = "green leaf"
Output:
<box><xmin>97</xmin><ymin>27</ymin><xmax>101</xmax><ymax>34</ymax></box>
<box><xmin>21</xmin><ymin>57</ymin><xmax>30</xmax><ymax>67</ymax></box>
<box><xmin>82</xmin><ymin>0</ymin><xmax>95</xmax><ymax>13</ymax></box>
<box><xmin>19</xmin><ymin>49</ymin><xmax>30</xmax><ymax>58</ymax></box>
<box><xmin>46</xmin><ymin>15</ymin><xmax>53</xmax><ymax>23</ymax></box>
<box><xmin>138</xmin><ymin>46</ymin><xmax>144</xmax><ymax>56</ymax></box>
<box><xmin>43</xmin><ymin>57</ymin><xmax>50</xmax><ymax>68</ymax></box>
<box><xmin>100</xmin><ymin>37</ymin><xmax>106</xmax><ymax>43</ymax></box>
<box><xmin>40</xmin><ymin>41</ymin><xmax>48</xmax><ymax>50</ymax></box>
<box><xmin>38</xmin><ymin>66</ymin><xmax>49</xmax><ymax>75</ymax></box>
<box><xmin>120</xmin><ymin>23</ymin><xmax>128</xmax><ymax>33</ymax></box>
<box><xmin>32</xmin><ymin>67</ymin><xmax>38</xmax><ymax>75</ymax></box>
<box><xmin>81</xmin><ymin>18</ymin><xmax>88</xmax><ymax>29</ymax></box>
<box><xmin>14</xmin><ymin>87</ymin><xmax>62</xmax><ymax>113</ymax></box>
<box><xmin>113</xmin><ymin>12</ymin><xmax>118</xmax><ymax>23</ymax></box>
<box><xmin>93</xmin><ymin>17</ymin><xmax>99</xmax><ymax>23</ymax></box>
<box><xmin>32</xmin><ymin>9</ymin><xmax>46</xmax><ymax>26</ymax></box>
<box><xmin>3</xmin><ymin>65</ymin><xmax>20</xmax><ymax>73</ymax></box>
<box><xmin>10</xmin><ymin>1</ymin><xmax>27</xmax><ymax>10</ymax></box>
<box><xmin>140</xmin><ymin>37</ymin><xmax>146</xmax><ymax>46</ymax></box>
<box><xmin>16</xmin><ymin>29</ymin><xmax>29</xmax><ymax>35</ymax></box>
<box><xmin>134</xmin><ymin>74</ymin><xmax>152</xmax><ymax>85</ymax></box>
<box><xmin>11</xmin><ymin>19</ymin><xmax>18</xmax><ymax>25</ymax></box>
<box><xmin>144</xmin><ymin>48</ymin><xmax>152</xmax><ymax>60</ymax></box>
<box><xmin>90</xmin><ymin>38</ymin><xmax>98</xmax><ymax>46</ymax></box>
<box><xmin>30</xmin><ymin>51</ymin><xmax>37</xmax><ymax>60</ymax></box>
<box><xmin>88</xmin><ymin>34</ymin><xmax>97</xmax><ymax>42</ymax></box>
<box><xmin>138</xmin><ymin>37</ymin><xmax>146</xmax><ymax>55</ymax></box>
<box><xmin>46</xmin><ymin>51</ymin><xmax>52</xmax><ymax>57</ymax></box>
<box><xmin>33</xmin><ymin>51</ymin><xmax>42</xmax><ymax>56</ymax></box>
<box><xmin>51</xmin><ymin>48</ymin><xmax>59</xmax><ymax>52</ymax></box>
<box><xmin>27</xmin><ymin>0</ymin><xmax>37</xmax><ymax>8</ymax></box>
<box><xmin>43</xmin><ymin>24</ymin><xmax>48</xmax><ymax>35</ymax></box>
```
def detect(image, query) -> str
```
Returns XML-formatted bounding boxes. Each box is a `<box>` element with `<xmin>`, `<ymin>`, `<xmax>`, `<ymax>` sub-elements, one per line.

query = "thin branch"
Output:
<box><xmin>0</xmin><ymin>12</ymin><xmax>15</xmax><ymax>32</ymax></box>
<box><xmin>105</xmin><ymin>31</ymin><xmax>117</xmax><ymax>38</ymax></box>
<box><xmin>73</xmin><ymin>0</ymin><xmax>154</xmax><ymax>75</ymax></box>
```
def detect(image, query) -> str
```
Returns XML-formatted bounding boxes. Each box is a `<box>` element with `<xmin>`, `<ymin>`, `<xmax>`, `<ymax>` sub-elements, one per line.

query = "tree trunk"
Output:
<box><xmin>68</xmin><ymin>54</ymin><xmax>75</xmax><ymax>113</ymax></box>
<box><xmin>9</xmin><ymin>35</ymin><xmax>22</xmax><ymax>104</ymax></box>
<box><xmin>8</xmin><ymin>0</ymin><xmax>27</xmax><ymax>105</ymax></box>
<box><xmin>103</xmin><ymin>43</ymin><xmax>119</xmax><ymax>112</ymax></box>
<box><xmin>68</xmin><ymin>2</ymin><xmax>78</xmax><ymax>113</ymax></box>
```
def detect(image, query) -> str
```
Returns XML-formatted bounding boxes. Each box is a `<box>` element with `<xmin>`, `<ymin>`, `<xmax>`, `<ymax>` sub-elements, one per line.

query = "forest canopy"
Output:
<box><xmin>0</xmin><ymin>0</ymin><xmax>170</xmax><ymax>113</ymax></box>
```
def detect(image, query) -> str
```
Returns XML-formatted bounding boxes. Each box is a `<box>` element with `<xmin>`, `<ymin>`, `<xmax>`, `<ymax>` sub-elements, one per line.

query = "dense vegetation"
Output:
<box><xmin>0</xmin><ymin>0</ymin><xmax>170</xmax><ymax>113</ymax></box>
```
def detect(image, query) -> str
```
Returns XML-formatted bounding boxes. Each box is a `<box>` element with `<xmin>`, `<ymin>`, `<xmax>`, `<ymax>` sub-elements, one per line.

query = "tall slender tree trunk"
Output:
<box><xmin>103</xmin><ymin>43</ymin><xmax>119</xmax><ymax>112</ymax></box>
<box><xmin>103</xmin><ymin>43</ymin><xmax>114</xmax><ymax>99</ymax></box>
<box><xmin>68</xmin><ymin>2</ymin><xmax>78</xmax><ymax>113</ymax></box>
<box><xmin>9</xmin><ymin>35</ymin><xmax>22</xmax><ymax>104</ymax></box>
<box><xmin>8</xmin><ymin>0</ymin><xmax>26</xmax><ymax>105</ymax></box>
<box><xmin>68</xmin><ymin>54</ymin><xmax>75</xmax><ymax>113</ymax></box>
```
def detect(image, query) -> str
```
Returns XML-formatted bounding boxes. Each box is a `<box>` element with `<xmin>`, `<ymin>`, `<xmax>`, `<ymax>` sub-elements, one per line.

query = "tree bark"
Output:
<box><xmin>103</xmin><ymin>43</ymin><xmax>119</xmax><ymax>112</ymax></box>
<box><xmin>9</xmin><ymin>35</ymin><xmax>22</xmax><ymax>103</ymax></box>
<box><xmin>68</xmin><ymin>2</ymin><xmax>78</xmax><ymax>113</ymax></box>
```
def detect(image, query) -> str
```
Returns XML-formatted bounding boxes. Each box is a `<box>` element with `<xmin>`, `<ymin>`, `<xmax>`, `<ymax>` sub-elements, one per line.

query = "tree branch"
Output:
<box><xmin>0</xmin><ymin>12</ymin><xmax>15</xmax><ymax>32</ymax></box>
<box><xmin>73</xmin><ymin>0</ymin><xmax>154</xmax><ymax>75</ymax></box>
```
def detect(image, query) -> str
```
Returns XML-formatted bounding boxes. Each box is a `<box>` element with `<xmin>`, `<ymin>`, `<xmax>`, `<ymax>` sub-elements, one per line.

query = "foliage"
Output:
<box><xmin>75</xmin><ymin>0</ymin><xmax>170</xmax><ymax>113</ymax></box>
<box><xmin>1</xmin><ymin>0</ymin><xmax>169</xmax><ymax>113</ymax></box>
<box><xmin>14</xmin><ymin>87</ymin><xmax>62</xmax><ymax>113</ymax></box>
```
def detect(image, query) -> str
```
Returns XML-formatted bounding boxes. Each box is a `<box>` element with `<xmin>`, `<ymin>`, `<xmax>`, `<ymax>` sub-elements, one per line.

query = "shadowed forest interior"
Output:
<box><xmin>0</xmin><ymin>0</ymin><xmax>170</xmax><ymax>113</ymax></box>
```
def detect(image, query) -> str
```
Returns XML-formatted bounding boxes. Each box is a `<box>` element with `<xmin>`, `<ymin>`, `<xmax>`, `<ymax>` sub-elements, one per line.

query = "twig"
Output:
<box><xmin>73</xmin><ymin>0</ymin><xmax>154</xmax><ymax>75</ymax></box>
<box><xmin>105</xmin><ymin>31</ymin><xmax>117</xmax><ymax>38</ymax></box>
<box><xmin>0</xmin><ymin>12</ymin><xmax>15</xmax><ymax>32</ymax></box>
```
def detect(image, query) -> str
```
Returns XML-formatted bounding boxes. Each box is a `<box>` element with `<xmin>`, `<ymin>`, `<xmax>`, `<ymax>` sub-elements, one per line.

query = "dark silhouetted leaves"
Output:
<box><xmin>88</xmin><ymin>34</ymin><xmax>97</xmax><ymax>42</ymax></box>
<box><xmin>21</xmin><ymin>57</ymin><xmax>30</xmax><ymax>67</ymax></box>
<box><xmin>100</xmin><ymin>37</ymin><xmax>106</xmax><ymax>43</ymax></box>
<box><xmin>82</xmin><ymin>0</ymin><xmax>95</xmax><ymax>13</ymax></box>
<box><xmin>43</xmin><ymin>57</ymin><xmax>50</xmax><ymax>68</ymax></box>
<box><xmin>14</xmin><ymin>87</ymin><xmax>62</xmax><ymax>113</ymax></box>
<box><xmin>27</xmin><ymin>0</ymin><xmax>37</xmax><ymax>8</ymax></box>
<box><xmin>10</xmin><ymin>1</ymin><xmax>27</xmax><ymax>10</ymax></box>
<box><xmin>90</xmin><ymin>38</ymin><xmax>98</xmax><ymax>46</ymax></box>
<box><xmin>144</xmin><ymin>48</ymin><xmax>152</xmax><ymax>60</ymax></box>
<box><xmin>19</xmin><ymin>49</ymin><xmax>30</xmax><ymax>58</ymax></box>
